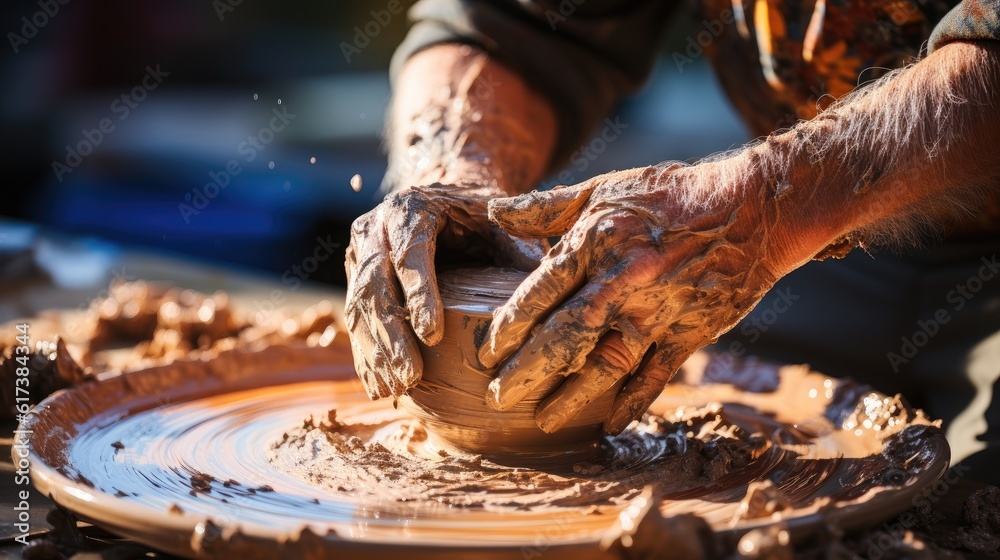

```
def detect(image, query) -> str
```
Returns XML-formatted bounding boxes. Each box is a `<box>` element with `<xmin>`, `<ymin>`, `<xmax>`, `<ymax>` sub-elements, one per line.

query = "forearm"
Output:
<box><xmin>748</xmin><ymin>41</ymin><xmax>1000</xmax><ymax>272</ymax></box>
<box><xmin>385</xmin><ymin>44</ymin><xmax>558</xmax><ymax>196</ymax></box>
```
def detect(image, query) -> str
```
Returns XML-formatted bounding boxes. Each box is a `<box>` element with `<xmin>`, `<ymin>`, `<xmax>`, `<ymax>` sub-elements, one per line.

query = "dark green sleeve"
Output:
<box><xmin>929</xmin><ymin>0</ymin><xmax>1000</xmax><ymax>51</ymax></box>
<box><xmin>390</xmin><ymin>0</ymin><xmax>677</xmax><ymax>168</ymax></box>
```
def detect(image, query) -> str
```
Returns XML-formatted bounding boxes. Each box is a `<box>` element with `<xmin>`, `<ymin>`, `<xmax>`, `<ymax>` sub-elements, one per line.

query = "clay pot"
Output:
<box><xmin>399</xmin><ymin>267</ymin><xmax>616</xmax><ymax>463</ymax></box>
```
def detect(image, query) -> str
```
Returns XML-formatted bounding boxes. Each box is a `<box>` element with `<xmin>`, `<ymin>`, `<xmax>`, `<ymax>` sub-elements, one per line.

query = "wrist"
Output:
<box><xmin>384</xmin><ymin>159</ymin><xmax>514</xmax><ymax>198</ymax></box>
<box><xmin>733</xmin><ymin>136</ymin><xmax>857</xmax><ymax>275</ymax></box>
<box><xmin>387</xmin><ymin>45</ymin><xmax>557</xmax><ymax>198</ymax></box>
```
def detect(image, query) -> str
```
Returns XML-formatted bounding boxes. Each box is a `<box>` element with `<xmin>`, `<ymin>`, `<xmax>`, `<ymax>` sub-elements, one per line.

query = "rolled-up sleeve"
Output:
<box><xmin>929</xmin><ymin>0</ymin><xmax>1000</xmax><ymax>51</ymax></box>
<box><xmin>390</xmin><ymin>0</ymin><xmax>677</xmax><ymax>167</ymax></box>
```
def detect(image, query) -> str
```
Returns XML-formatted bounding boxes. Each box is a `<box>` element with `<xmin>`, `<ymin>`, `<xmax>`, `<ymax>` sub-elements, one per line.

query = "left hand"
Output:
<box><xmin>477</xmin><ymin>160</ymin><xmax>792</xmax><ymax>434</ymax></box>
<box><xmin>345</xmin><ymin>182</ymin><xmax>547</xmax><ymax>399</ymax></box>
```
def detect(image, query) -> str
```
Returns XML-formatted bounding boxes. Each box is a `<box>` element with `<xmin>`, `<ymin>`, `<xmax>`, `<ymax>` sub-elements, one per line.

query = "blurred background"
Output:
<box><xmin>0</xmin><ymin>1</ymin><xmax>748</xmax><ymax>290</ymax></box>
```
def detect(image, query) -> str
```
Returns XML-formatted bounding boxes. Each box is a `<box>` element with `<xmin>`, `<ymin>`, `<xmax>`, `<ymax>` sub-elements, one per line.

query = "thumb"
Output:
<box><xmin>488</xmin><ymin>182</ymin><xmax>594</xmax><ymax>238</ymax></box>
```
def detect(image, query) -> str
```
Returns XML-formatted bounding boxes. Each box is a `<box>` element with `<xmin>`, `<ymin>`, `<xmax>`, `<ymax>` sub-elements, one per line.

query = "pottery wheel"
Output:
<box><xmin>21</xmin><ymin>341</ymin><xmax>949</xmax><ymax>559</ymax></box>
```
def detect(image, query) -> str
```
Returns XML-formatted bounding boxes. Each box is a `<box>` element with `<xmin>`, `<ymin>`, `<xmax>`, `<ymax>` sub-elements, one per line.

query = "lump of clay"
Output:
<box><xmin>731</xmin><ymin>480</ymin><xmax>791</xmax><ymax>524</ymax></box>
<box><xmin>399</xmin><ymin>267</ymin><xmax>619</xmax><ymax>462</ymax></box>
<box><xmin>733</xmin><ymin>524</ymin><xmax>792</xmax><ymax>560</ymax></box>
<box><xmin>88</xmin><ymin>280</ymin><xmax>173</xmax><ymax>346</ymax></box>
<box><xmin>0</xmin><ymin>338</ymin><xmax>87</xmax><ymax>420</ymax></box>
<box><xmin>86</xmin><ymin>281</ymin><xmax>242</xmax><ymax>358</ymax></box>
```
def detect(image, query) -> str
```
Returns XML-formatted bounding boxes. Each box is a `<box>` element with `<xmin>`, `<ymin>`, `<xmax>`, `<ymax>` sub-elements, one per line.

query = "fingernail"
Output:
<box><xmin>479</xmin><ymin>335</ymin><xmax>515</xmax><ymax>369</ymax></box>
<box><xmin>478</xmin><ymin>343</ymin><xmax>497</xmax><ymax>369</ymax></box>
<box><xmin>416</xmin><ymin>309</ymin><xmax>442</xmax><ymax>346</ymax></box>
<box><xmin>487</xmin><ymin>374</ymin><xmax>533</xmax><ymax>411</ymax></box>
<box><xmin>487</xmin><ymin>377</ymin><xmax>530</xmax><ymax>411</ymax></box>
<box><xmin>486</xmin><ymin>378</ymin><xmax>505</xmax><ymax>410</ymax></box>
<box><xmin>604</xmin><ymin>406</ymin><xmax>636</xmax><ymax>435</ymax></box>
<box><xmin>536</xmin><ymin>408</ymin><xmax>567</xmax><ymax>434</ymax></box>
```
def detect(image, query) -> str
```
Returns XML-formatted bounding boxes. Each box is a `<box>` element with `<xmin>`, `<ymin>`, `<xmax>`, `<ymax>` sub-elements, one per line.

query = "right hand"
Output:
<box><xmin>476</xmin><ymin>160</ymin><xmax>793</xmax><ymax>435</ymax></box>
<box><xmin>345</xmin><ymin>182</ymin><xmax>548</xmax><ymax>399</ymax></box>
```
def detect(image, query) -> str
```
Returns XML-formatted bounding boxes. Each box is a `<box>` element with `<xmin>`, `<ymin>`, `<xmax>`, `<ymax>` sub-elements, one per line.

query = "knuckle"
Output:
<box><xmin>351</xmin><ymin>210</ymin><xmax>375</xmax><ymax>234</ymax></box>
<box><xmin>596</xmin><ymin>338</ymin><xmax>636</xmax><ymax>371</ymax></box>
<box><xmin>625</xmin><ymin>253</ymin><xmax>664</xmax><ymax>285</ymax></box>
<box><xmin>350</xmin><ymin>211</ymin><xmax>377</xmax><ymax>237</ymax></box>
<box><xmin>385</xmin><ymin>188</ymin><xmax>427</xmax><ymax>213</ymax></box>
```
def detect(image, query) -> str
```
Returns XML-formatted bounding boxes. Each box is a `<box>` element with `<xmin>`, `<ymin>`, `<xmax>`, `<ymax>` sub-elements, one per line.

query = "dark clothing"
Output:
<box><xmin>391</xmin><ymin>0</ymin><xmax>677</xmax><ymax>165</ymax></box>
<box><xmin>392</xmin><ymin>0</ymin><xmax>1000</xmax><ymax>161</ymax></box>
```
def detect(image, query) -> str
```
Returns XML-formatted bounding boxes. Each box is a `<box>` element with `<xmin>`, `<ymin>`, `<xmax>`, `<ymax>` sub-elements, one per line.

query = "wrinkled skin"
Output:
<box><xmin>478</xmin><ymin>162</ymin><xmax>784</xmax><ymax>434</ymax></box>
<box><xmin>349</xmin><ymin>40</ymin><xmax>1000</xmax><ymax>446</ymax></box>
<box><xmin>345</xmin><ymin>183</ymin><xmax>547</xmax><ymax>399</ymax></box>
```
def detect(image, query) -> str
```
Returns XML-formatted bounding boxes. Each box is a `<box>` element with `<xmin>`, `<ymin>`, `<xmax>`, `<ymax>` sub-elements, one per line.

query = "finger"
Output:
<box><xmin>535</xmin><ymin>331</ymin><xmax>646</xmax><ymax>433</ymax></box>
<box><xmin>347</xmin><ymin>220</ymin><xmax>424</xmax><ymax>397</ymax></box>
<box><xmin>345</xmin><ymin>267</ymin><xmax>414</xmax><ymax>399</ymax></box>
<box><xmin>344</xmin><ymin>267</ymin><xmax>395</xmax><ymax>399</ymax></box>
<box><xmin>384</xmin><ymin>203</ymin><xmax>446</xmax><ymax>346</ymax></box>
<box><xmin>486</xmin><ymin>270</ymin><xmax>640</xmax><ymax>411</ymax></box>
<box><xmin>345</xmin><ymin>220</ymin><xmax>388</xmax><ymax>398</ymax></box>
<box><xmin>487</xmin><ymin>182</ymin><xmax>594</xmax><ymax>238</ymax></box>
<box><xmin>481</xmin><ymin>207</ymin><xmax>659</xmax><ymax>369</ymax></box>
<box><xmin>477</xmin><ymin>243</ymin><xmax>588</xmax><ymax>369</ymax></box>
<box><xmin>344</xmin><ymin>311</ymin><xmax>399</xmax><ymax>399</ymax></box>
<box><xmin>359</xmin><ymin>267</ymin><xmax>424</xmax><ymax>394</ymax></box>
<box><xmin>603</xmin><ymin>343</ymin><xmax>692</xmax><ymax>434</ymax></box>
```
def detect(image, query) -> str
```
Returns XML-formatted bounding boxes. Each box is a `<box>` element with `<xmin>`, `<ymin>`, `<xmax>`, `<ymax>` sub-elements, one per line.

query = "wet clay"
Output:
<box><xmin>399</xmin><ymin>267</ymin><xmax>620</xmax><ymax>461</ymax></box>
<box><xmin>13</xmin><ymin>281</ymin><xmax>953</xmax><ymax>558</ymax></box>
<box><xmin>0</xmin><ymin>280</ymin><xmax>343</xmax><ymax>420</ymax></box>
<box><xmin>268</xmin><ymin>403</ymin><xmax>764</xmax><ymax>512</ymax></box>
<box><xmin>20</xmin><ymin>343</ymin><xmax>951</xmax><ymax>559</ymax></box>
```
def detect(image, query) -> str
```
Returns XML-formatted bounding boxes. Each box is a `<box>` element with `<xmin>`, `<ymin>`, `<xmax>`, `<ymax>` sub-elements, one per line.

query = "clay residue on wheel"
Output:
<box><xmin>0</xmin><ymin>280</ymin><xmax>343</xmax><ymax>420</ymax></box>
<box><xmin>268</xmin><ymin>403</ymin><xmax>766</xmax><ymax>512</ymax></box>
<box><xmin>702</xmin><ymin>354</ymin><xmax>782</xmax><ymax>393</ymax></box>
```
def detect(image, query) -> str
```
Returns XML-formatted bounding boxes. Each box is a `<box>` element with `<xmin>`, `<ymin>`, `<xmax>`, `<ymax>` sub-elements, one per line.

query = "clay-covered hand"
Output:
<box><xmin>345</xmin><ymin>183</ymin><xmax>547</xmax><ymax>399</ymax></box>
<box><xmin>478</xmin><ymin>162</ymin><xmax>785</xmax><ymax>434</ymax></box>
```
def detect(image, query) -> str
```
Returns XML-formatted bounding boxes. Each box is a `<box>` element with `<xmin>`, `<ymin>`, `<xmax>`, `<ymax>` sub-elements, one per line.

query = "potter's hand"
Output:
<box><xmin>478</xmin><ymin>162</ymin><xmax>786</xmax><ymax>434</ymax></box>
<box><xmin>345</xmin><ymin>183</ymin><xmax>547</xmax><ymax>399</ymax></box>
<box><xmin>485</xmin><ymin>40</ymin><xmax>1000</xmax><ymax>434</ymax></box>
